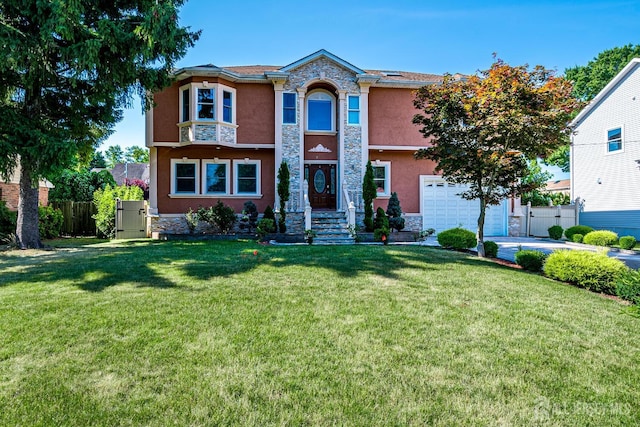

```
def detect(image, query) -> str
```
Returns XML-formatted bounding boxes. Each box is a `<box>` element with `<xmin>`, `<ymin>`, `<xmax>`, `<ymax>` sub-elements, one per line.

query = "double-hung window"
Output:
<box><xmin>348</xmin><ymin>95</ymin><xmax>360</xmax><ymax>125</ymax></box>
<box><xmin>203</xmin><ymin>160</ymin><xmax>230</xmax><ymax>194</ymax></box>
<box><xmin>223</xmin><ymin>91</ymin><xmax>233</xmax><ymax>123</ymax></box>
<box><xmin>197</xmin><ymin>88</ymin><xmax>215</xmax><ymax>120</ymax></box>
<box><xmin>607</xmin><ymin>127</ymin><xmax>622</xmax><ymax>152</ymax></box>
<box><xmin>172</xmin><ymin>160</ymin><xmax>199</xmax><ymax>194</ymax></box>
<box><xmin>235</xmin><ymin>160</ymin><xmax>260</xmax><ymax>195</ymax></box>
<box><xmin>283</xmin><ymin>93</ymin><xmax>296</xmax><ymax>124</ymax></box>
<box><xmin>181</xmin><ymin>88</ymin><xmax>190</xmax><ymax>122</ymax></box>
<box><xmin>372</xmin><ymin>162</ymin><xmax>391</xmax><ymax>197</ymax></box>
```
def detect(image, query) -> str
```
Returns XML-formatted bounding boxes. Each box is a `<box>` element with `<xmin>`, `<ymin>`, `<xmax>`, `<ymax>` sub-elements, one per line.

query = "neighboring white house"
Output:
<box><xmin>571</xmin><ymin>58</ymin><xmax>640</xmax><ymax>238</ymax></box>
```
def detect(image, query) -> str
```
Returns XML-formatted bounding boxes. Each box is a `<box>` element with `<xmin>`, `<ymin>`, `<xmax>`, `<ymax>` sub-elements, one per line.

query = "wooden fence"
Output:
<box><xmin>51</xmin><ymin>201</ymin><xmax>97</xmax><ymax>236</ymax></box>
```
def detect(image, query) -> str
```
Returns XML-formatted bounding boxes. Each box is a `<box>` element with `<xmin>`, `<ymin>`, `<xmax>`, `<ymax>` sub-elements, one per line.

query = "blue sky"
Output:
<box><xmin>104</xmin><ymin>0</ymin><xmax>640</xmax><ymax>178</ymax></box>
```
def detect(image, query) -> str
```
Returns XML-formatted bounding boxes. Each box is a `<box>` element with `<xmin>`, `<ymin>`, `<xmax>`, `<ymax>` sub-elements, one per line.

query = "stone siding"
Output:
<box><xmin>194</xmin><ymin>124</ymin><xmax>216</xmax><ymax>142</ymax></box>
<box><xmin>284</xmin><ymin>58</ymin><xmax>360</xmax><ymax>93</ymax></box>
<box><xmin>282</xmin><ymin>124</ymin><xmax>301</xmax><ymax>212</ymax></box>
<box><xmin>220</xmin><ymin>125</ymin><xmax>236</xmax><ymax>144</ymax></box>
<box><xmin>508</xmin><ymin>215</ymin><xmax>523</xmax><ymax>237</ymax></box>
<box><xmin>180</xmin><ymin>126</ymin><xmax>190</xmax><ymax>143</ymax></box>
<box><xmin>150</xmin><ymin>211</ymin><xmax>305</xmax><ymax>235</ymax></box>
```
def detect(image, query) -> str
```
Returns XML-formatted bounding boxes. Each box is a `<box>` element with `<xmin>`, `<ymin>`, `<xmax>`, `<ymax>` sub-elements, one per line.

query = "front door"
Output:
<box><xmin>305</xmin><ymin>164</ymin><xmax>336</xmax><ymax>210</ymax></box>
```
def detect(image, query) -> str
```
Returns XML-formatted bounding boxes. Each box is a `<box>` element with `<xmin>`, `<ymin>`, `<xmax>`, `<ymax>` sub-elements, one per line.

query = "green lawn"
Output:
<box><xmin>0</xmin><ymin>239</ymin><xmax>638</xmax><ymax>426</ymax></box>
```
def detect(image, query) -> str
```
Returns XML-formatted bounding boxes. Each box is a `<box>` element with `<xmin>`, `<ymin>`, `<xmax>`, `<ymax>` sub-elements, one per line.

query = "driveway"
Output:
<box><xmin>482</xmin><ymin>237</ymin><xmax>640</xmax><ymax>270</ymax></box>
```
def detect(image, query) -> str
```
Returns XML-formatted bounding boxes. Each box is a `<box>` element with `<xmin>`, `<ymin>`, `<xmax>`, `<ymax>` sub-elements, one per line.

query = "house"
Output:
<box><xmin>571</xmin><ymin>58</ymin><xmax>640</xmax><ymax>239</ymax></box>
<box><xmin>0</xmin><ymin>164</ymin><xmax>53</xmax><ymax>211</ymax></box>
<box><xmin>146</xmin><ymin>49</ymin><xmax>511</xmax><ymax>236</ymax></box>
<box><xmin>110</xmin><ymin>163</ymin><xmax>150</xmax><ymax>186</ymax></box>
<box><xmin>545</xmin><ymin>179</ymin><xmax>570</xmax><ymax>194</ymax></box>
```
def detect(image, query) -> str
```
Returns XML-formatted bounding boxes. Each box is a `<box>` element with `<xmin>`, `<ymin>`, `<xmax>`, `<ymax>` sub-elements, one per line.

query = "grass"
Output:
<box><xmin>0</xmin><ymin>239</ymin><xmax>638</xmax><ymax>426</ymax></box>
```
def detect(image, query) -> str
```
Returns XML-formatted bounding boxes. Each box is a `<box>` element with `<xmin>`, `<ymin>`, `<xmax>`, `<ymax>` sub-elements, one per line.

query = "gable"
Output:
<box><xmin>280</xmin><ymin>49</ymin><xmax>364</xmax><ymax>75</ymax></box>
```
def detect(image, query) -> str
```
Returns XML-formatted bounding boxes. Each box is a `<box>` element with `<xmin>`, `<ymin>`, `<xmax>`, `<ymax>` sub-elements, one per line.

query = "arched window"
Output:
<box><xmin>306</xmin><ymin>90</ymin><xmax>335</xmax><ymax>132</ymax></box>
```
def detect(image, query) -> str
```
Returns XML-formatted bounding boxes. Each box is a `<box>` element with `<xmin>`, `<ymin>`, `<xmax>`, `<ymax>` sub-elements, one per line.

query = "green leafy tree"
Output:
<box><xmin>93</xmin><ymin>184</ymin><xmax>144</xmax><ymax>239</ymax></box>
<box><xmin>386</xmin><ymin>192</ymin><xmax>405</xmax><ymax>232</ymax></box>
<box><xmin>105</xmin><ymin>145</ymin><xmax>126</xmax><ymax>169</ymax></box>
<box><xmin>125</xmin><ymin>146</ymin><xmax>150</xmax><ymax>163</ymax></box>
<box><xmin>0</xmin><ymin>1</ymin><xmax>199</xmax><ymax>248</ymax></box>
<box><xmin>277</xmin><ymin>161</ymin><xmax>290</xmax><ymax>233</ymax></box>
<box><xmin>520</xmin><ymin>159</ymin><xmax>553</xmax><ymax>207</ymax></box>
<box><xmin>49</xmin><ymin>170</ymin><xmax>116</xmax><ymax>202</ymax></box>
<box><xmin>413</xmin><ymin>58</ymin><xmax>580</xmax><ymax>256</ymax></box>
<box><xmin>362</xmin><ymin>160</ymin><xmax>377</xmax><ymax>232</ymax></box>
<box><xmin>89</xmin><ymin>151</ymin><xmax>108</xmax><ymax>169</ymax></box>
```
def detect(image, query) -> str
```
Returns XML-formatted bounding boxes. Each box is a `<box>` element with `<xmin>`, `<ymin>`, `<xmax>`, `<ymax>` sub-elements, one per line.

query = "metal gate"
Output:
<box><xmin>526</xmin><ymin>204</ymin><xmax>577</xmax><ymax>237</ymax></box>
<box><xmin>115</xmin><ymin>199</ymin><xmax>147</xmax><ymax>239</ymax></box>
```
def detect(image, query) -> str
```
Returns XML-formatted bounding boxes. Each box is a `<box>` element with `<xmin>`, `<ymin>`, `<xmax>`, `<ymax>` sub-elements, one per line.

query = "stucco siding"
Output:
<box><xmin>572</xmin><ymin>63</ymin><xmax>640</xmax><ymax>213</ymax></box>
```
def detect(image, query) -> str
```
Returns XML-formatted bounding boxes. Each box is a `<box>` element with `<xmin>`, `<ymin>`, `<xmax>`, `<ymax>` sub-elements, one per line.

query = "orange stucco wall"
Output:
<box><xmin>156</xmin><ymin>146</ymin><xmax>275</xmax><ymax>214</ymax></box>
<box><xmin>153</xmin><ymin>82</ymin><xmax>180</xmax><ymax>143</ymax></box>
<box><xmin>304</xmin><ymin>134</ymin><xmax>338</xmax><ymax>161</ymax></box>
<box><xmin>369</xmin><ymin>151</ymin><xmax>438</xmax><ymax>214</ymax></box>
<box><xmin>368</xmin><ymin>87</ymin><xmax>427</xmax><ymax>147</ymax></box>
<box><xmin>236</xmin><ymin>84</ymin><xmax>274</xmax><ymax>144</ymax></box>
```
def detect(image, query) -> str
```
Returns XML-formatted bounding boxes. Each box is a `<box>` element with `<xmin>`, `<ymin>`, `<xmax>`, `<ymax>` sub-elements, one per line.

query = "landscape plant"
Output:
<box><xmin>256</xmin><ymin>218</ymin><xmax>276</xmax><ymax>240</ymax></box>
<box><xmin>615</xmin><ymin>270</ymin><xmax>640</xmax><ymax>305</ymax></box>
<box><xmin>437</xmin><ymin>227</ymin><xmax>477</xmax><ymax>250</ymax></box>
<box><xmin>0</xmin><ymin>201</ymin><xmax>16</xmax><ymax>238</ymax></box>
<box><xmin>483</xmin><ymin>241</ymin><xmax>498</xmax><ymax>258</ymax></box>
<box><xmin>583</xmin><ymin>230</ymin><xmax>618</xmax><ymax>247</ymax></box>
<box><xmin>514</xmin><ymin>249</ymin><xmax>547</xmax><ymax>272</ymax></box>
<box><xmin>386</xmin><ymin>192</ymin><xmax>405</xmax><ymax>232</ymax></box>
<box><xmin>93</xmin><ymin>184</ymin><xmax>144</xmax><ymax>239</ymax></box>
<box><xmin>572</xmin><ymin>234</ymin><xmax>584</xmax><ymax>243</ymax></box>
<box><xmin>413</xmin><ymin>58</ymin><xmax>580</xmax><ymax>256</ymax></box>
<box><xmin>277</xmin><ymin>162</ymin><xmax>290</xmax><ymax>233</ymax></box>
<box><xmin>197</xmin><ymin>201</ymin><xmax>236</xmax><ymax>234</ymax></box>
<box><xmin>564</xmin><ymin>225</ymin><xmax>594</xmax><ymax>241</ymax></box>
<box><xmin>544</xmin><ymin>250</ymin><xmax>628</xmax><ymax>294</ymax></box>
<box><xmin>362</xmin><ymin>160</ymin><xmax>377</xmax><ymax>232</ymax></box>
<box><xmin>548</xmin><ymin>225</ymin><xmax>564</xmax><ymax>240</ymax></box>
<box><xmin>239</xmin><ymin>201</ymin><xmax>258</xmax><ymax>233</ymax></box>
<box><xmin>619</xmin><ymin>236</ymin><xmax>637</xmax><ymax>250</ymax></box>
<box><xmin>184</xmin><ymin>208</ymin><xmax>198</xmax><ymax>234</ymax></box>
<box><xmin>37</xmin><ymin>206</ymin><xmax>64</xmax><ymax>239</ymax></box>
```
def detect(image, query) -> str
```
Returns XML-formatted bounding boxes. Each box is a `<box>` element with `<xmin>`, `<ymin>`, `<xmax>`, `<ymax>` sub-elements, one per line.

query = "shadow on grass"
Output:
<box><xmin>0</xmin><ymin>239</ymin><xmax>514</xmax><ymax>292</ymax></box>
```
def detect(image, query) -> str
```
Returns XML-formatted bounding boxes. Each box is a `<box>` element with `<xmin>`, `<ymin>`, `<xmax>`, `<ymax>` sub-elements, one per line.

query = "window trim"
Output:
<box><xmin>202</xmin><ymin>159</ymin><xmax>231</xmax><ymax>195</ymax></box>
<box><xmin>170</xmin><ymin>158</ymin><xmax>200</xmax><ymax>195</ymax></box>
<box><xmin>283</xmin><ymin>92</ymin><xmax>297</xmax><ymax>124</ymax></box>
<box><xmin>372</xmin><ymin>161</ymin><xmax>391</xmax><ymax>197</ymax></box>
<box><xmin>233</xmin><ymin>159</ymin><xmax>261</xmax><ymax>196</ymax></box>
<box><xmin>178</xmin><ymin>83</ymin><xmax>236</xmax><ymax>125</ymax></box>
<box><xmin>347</xmin><ymin>95</ymin><xmax>360</xmax><ymax>125</ymax></box>
<box><xmin>222</xmin><ymin>90</ymin><xmax>233</xmax><ymax>123</ymax></box>
<box><xmin>306</xmin><ymin>89</ymin><xmax>336</xmax><ymax>132</ymax></box>
<box><xmin>606</xmin><ymin>126</ymin><xmax>623</xmax><ymax>153</ymax></box>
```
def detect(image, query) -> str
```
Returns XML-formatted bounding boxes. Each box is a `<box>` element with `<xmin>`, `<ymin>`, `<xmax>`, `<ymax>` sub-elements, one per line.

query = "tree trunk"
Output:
<box><xmin>16</xmin><ymin>165</ymin><xmax>42</xmax><ymax>249</ymax></box>
<box><xmin>476</xmin><ymin>198</ymin><xmax>486</xmax><ymax>257</ymax></box>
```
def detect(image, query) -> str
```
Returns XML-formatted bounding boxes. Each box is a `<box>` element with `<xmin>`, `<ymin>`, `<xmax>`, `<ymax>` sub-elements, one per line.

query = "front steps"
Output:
<box><xmin>310</xmin><ymin>211</ymin><xmax>355</xmax><ymax>245</ymax></box>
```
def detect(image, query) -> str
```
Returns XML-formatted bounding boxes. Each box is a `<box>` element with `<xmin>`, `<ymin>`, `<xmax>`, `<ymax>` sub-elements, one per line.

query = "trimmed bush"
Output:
<box><xmin>564</xmin><ymin>225</ymin><xmax>594</xmax><ymax>241</ymax></box>
<box><xmin>256</xmin><ymin>218</ymin><xmax>276</xmax><ymax>240</ymax></box>
<box><xmin>572</xmin><ymin>234</ymin><xmax>584</xmax><ymax>243</ymax></box>
<box><xmin>544</xmin><ymin>250</ymin><xmax>628</xmax><ymax>294</ymax></box>
<box><xmin>583</xmin><ymin>230</ymin><xmax>618</xmax><ymax>247</ymax></box>
<box><xmin>437</xmin><ymin>227</ymin><xmax>477</xmax><ymax>250</ymax></box>
<box><xmin>484</xmin><ymin>241</ymin><xmax>498</xmax><ymax>258</ymax></box>
<box><xmin>619</xmin><ymin>236</ymin><xmax>637</xmax><ymax>250</ymax></box>
<box><xmin>0</xmin><ymin>200</ymin><xmax>16</xmax><ymax>237</ymax></box>
<box><xmin>515</xmin><ymin>249</ymin><xmax>547</xmax><ymax>272</ymax></box>
<box><xmin>548</xmin><ymin>225</ymin><xmax>563</xmax><ymax>240</ymax></box>
<box><xmin>386</xmin><ymin>192</ymin><xmax>405</xmax><ymax>232</ymax></box>
<box><xmin>197</xmin><ymin>201</ymin><xmax>236</xmax><ymax>234</ymax></box>
<box><xmin>38</xmin><ymin>206</ymin><xmax>64</xmax><ymax>239</ymax></box>
<box><xmin>616</xmin><ymin>270</ymin><xmax>640</xmax><ymax>305</ymax></box>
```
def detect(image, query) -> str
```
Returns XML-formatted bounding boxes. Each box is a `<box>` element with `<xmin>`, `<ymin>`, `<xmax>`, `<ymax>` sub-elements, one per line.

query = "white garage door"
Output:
<box><xmin>422</xmin><ymin>177</ymin><xmax>507</xmax><ymax>236</ymax></box>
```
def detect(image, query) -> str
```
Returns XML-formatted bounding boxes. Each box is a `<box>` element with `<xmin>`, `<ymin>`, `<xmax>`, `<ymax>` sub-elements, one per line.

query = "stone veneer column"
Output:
<box><xmin>296</xmin><ymin>87</ymin><xmax>307</xmax><ymax>210</ymax></box>
<box><xmin>337</xmin><ymin>90</ymin><xmax>346</xmax><ymax>211</ymax></box>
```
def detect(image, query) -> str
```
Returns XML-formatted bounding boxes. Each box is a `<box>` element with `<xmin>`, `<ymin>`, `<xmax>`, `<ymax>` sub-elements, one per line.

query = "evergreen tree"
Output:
<box><xmin>362</xmin><ymin>160</ymin><xmax>377</xmax><ymax>232</ymax></box>
<box><xmin>277</xmin><ymin>161</ymin><xmax>290</xmax><ymax>233</ymax></box>
<box><xmin>0</xmin><ymin>1</ymin><xmax>199</xmax><ymax>248</ymax></box>
<box><xmin>386</xmin><ymin>192</ymin><xmax>405</xmax><ymax>232</ymax></box>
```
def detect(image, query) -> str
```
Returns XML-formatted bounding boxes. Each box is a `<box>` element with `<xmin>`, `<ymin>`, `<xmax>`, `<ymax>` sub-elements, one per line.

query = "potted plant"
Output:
<box><xmin>304</xmin><ymin>229</ymin><xmax>317</xmax><ymax>245</ymax></box>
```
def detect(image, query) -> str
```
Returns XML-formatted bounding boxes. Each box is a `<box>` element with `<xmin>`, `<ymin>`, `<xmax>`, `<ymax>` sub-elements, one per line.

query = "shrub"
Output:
<box><xmin>548</xmin><ymin>225</ymin><xmax>563</xmax><ymax>240</ymax></box>
<box><xmin>239</xmin><ymin>201</ymin><xmax>258</xmax><ymax>232</ymax></box>
<box><xmin>256</xmin><ymin>218</ymin><xmax>276</xmax><ymax>239</ymax></box>
<box><xmin>38</xmin><ymin>206</ymin><xmax>64</xmax><ymax>239</ymax></box>
<box><xmin>616</xmin><ymin>270</ymin><xmax>640</xmax><ymax>305</ymax></box>
<box><xmin>544</xmin><ymin>250</ymin><xmax>628</xmax><ymax>294</ymax></box>
<box><xmin>386</xmin><ymin>192</ymin><xmax>405</xmax><ymax>232</ymax></box>
<box><xmin>374</xmin><ymin>226</ymin><xmax>390</xmax><ymax>245</ymax></box>
<box><xmin>437</xmin><ymin>227</ymin><xmax>477</xmax><ymax>250</ymax></box>
<box><xmin>185</xmin><ymin>208</ymin><xmax>198</xmax><ymax>234</ymax></box>
<box><xmin>277</xmin><ymin>162</ymin><xmax>290</xmax><ymax>233</ymax></box>
<box><xmin>564</xmin><ymin>225</ymin><xmax>594</xmax><ymax>241</ymax></box>
<box><xmin>0</xmin><ymin>200</ymin><xmax>16</xmax><ymax>237</ymax></box>
<box><xmin>515</xmin><ymin>249</ymin><xmax>547</xmax><ymax>272</ymax></box>
<box><xmin>263</xmin><ymin>205</ymin><xmax>275</xmax><ymax>222</ymax></box>
<box><xmin>374</xmin><ymin>207</ymin><xmax>389</xmax><ymax>230</ymax></box>
<box><xmin>583</xmin><ymin>230</ymin><xmax>618</xmax><ymax>247</ymax></box>
<box><xmin>93</xmin><ymin>184</ymin><xmax>144</xmax><ymax>239</ymax></box>
<box><xmin>572</xmin><ymin>233</ymin><xmax>584</xmax><ymax>243</ymax></box>
<box><xmin>619</xmin><ymin>236</ymin><xmax>637</xmax><ymax>250</ymax></box>
<box><xmin>362</xmin><ymin>161</ymin><xmax>377</xmax><ymax>232</ymax></box>
<box><xmin>484</xmin><ymin>241</ymin><xmax>498</xmax><ymax>258</ymax></box>
<box><xmin>197</xmin><ymin>200</ymin><xmax>236</xmax><ymax>234</ymax></box>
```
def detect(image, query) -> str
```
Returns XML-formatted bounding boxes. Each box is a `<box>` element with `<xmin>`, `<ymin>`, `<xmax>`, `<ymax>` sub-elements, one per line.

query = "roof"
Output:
<box><xmin>545</xmin><ymin>179</ymin><xmax>570</xmax><ymax>192</ymax></box>
<box><xmin>110</xmin><ymin>163</ymin><xmax>150</xmax><ymax>186</ymax></box>
<box><xmin>571</xmin><ymin>58</ymin><xmax>640</xmax><ymax>127</ymax></box>
<box><xmin>174</xmin><ymin>49</ymin><xmax>444</xmax><ymax>86</ymax></box>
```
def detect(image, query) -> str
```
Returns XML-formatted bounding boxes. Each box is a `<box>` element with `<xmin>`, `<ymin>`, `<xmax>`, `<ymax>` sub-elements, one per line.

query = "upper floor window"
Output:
<box><xmin>223</xmin><ymin>91</ymin><xmax>233</xmax><ymax>123</ymax></box>
<box><xmin>307</xmin><ymin>90</ymin><xmax>334</xmax><ymax>132</ymax></box>
<box><xmin>348</xmin><ymin>95</ymin><xmax>360</xmax><ymax>125</ymax></box>
<box><xmin>372</xmin><ymin>161</ymin><xmax>391</xmax><ymax>197</ymax></box>
<box><xmin>197</xmin><ymin>88</ymin><xmax>215</xmax><ymax>120</ymax></box>
<box><xmin>179</xmin><ymin>83</ymin><xmax>236</xmax><ymax>124</ymax></box>
<box><xmin>283</xmin><ymin>93</ymin><xmax>296</xmax><ymax>124</ymax></box>
<box><xmin>607</xmin><ymin>127</ymin><xmax>622</xmax><ymax>152</ymax></box>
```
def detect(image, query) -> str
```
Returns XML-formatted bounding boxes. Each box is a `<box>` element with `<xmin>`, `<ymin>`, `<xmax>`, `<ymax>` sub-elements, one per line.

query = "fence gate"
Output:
<box><xmin>115</xmin><ymin>200</ymin><xmax>147</xmax><ymax>239</ymax></box>
<box><xmin>527</xmin><ymin>204</ymin><xmax>577</xmax><ymax>237</ymax></box>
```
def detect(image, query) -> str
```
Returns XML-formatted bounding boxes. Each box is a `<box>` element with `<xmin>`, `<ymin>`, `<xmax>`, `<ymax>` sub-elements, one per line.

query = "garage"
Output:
<box><xmin>421</xmin><ymin>177</ymin><xmax>507</xmax><ymax>236</ymax></box>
